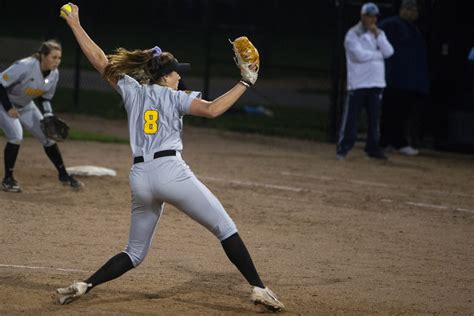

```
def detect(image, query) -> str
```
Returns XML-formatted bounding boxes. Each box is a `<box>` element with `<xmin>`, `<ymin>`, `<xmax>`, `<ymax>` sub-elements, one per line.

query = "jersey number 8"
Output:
<box><xmin>144</xmin><ymin>110</ymin><xmax>159</xmax><ymax>134</ymax></box>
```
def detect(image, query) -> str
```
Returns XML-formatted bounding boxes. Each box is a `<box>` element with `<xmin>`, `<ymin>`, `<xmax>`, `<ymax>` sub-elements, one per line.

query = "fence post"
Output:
<box><xmin>328</xmin><ymin>0</ymin><xmax>344</xmax><ymax>143</ymax></box>
<box><xmin>202</xmin><ymin>0</ymin><xmax>213</xmax><ymax>99</ymax></box>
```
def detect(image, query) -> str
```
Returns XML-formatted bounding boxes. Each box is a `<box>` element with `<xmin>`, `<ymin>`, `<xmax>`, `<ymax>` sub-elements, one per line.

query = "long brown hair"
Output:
<box><xmin>103</xmin><ymin>48</ymin><xmax>176</xmax><ymax>84</ymax></box>
<box><xmin>33</xmin><ymin>39</ymin><xmax>62</xmax><ymax>60</ymax></box>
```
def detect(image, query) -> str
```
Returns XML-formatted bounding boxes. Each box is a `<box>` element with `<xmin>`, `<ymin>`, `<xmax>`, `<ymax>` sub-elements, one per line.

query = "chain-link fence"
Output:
<box><xmin>1</xmin><ymin>0</ymin><xmax>473</xmax><ymax>149</ymax></box>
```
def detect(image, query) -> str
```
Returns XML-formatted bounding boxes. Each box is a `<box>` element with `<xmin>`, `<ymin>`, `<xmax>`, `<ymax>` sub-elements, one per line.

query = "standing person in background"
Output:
<box><xmin>378</xmin><ymin>0</ymin><xmax>429</xmax><ymax>156</ymax></box>
<box><xmin>0</xmin><ymin>39</ymin><xmax>83</xmax><ymax>192</ymax></box>
<box><xmin>57</xmin><ymin>3</ymin><xmax>284</xmax><ymax>312</ymax></box>
<box><xmin>337</xmin><ymin>2</ymin><xmax>394</xmax><ymax>160</ymax></box>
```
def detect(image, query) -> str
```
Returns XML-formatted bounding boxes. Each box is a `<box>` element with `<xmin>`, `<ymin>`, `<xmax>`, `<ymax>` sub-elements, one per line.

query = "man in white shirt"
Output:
<box><xmin>337</xmin><ymin>2</ymin><xmax>394</xmax><ymax>160</ymax></box>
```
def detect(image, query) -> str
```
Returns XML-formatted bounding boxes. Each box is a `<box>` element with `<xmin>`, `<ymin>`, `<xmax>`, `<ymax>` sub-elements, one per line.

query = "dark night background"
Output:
<box><xmin>0</xmin><ymin>0</ymin><xmax>473</xmax><ymax>151</ymax></box>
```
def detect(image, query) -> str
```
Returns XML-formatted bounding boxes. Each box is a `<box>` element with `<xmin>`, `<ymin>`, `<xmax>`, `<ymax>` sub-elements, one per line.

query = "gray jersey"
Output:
<box><xmin>116</xmin><ymin>75</ymin><xmax>200</xmax><ymax>160</ymax></box>
<box><xmin>115</xmin><ymin>75</ymin><xmax>237</xmax><ymax>267</ymax></box>
<box><xmin>0</xmin><ymin>57</ymin><xmax>59</xmax><ymax>108</ymax></box>
<box><xmin>0</xmin><ymin>57</ymin><xmax>57</xmax><ymax>146</ymax></box>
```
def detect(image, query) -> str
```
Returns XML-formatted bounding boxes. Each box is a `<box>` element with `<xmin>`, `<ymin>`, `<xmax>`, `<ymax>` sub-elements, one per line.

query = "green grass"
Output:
<box><xmin>0</xmin><ymin>129</ymin><xmax>128</xmax><ymax>144</ymax></box>
<box><xmin>51</xmin><ymin>88</ymin><xmax>329</xmax><ymax>142</ymax></box>
<box><xmin>2</xmin><ymin>87</ymin><xmax>329</xmax><ymax>144</ymax></box>
<box><xmin>68</xmin><ymin>130</ymin><xmax>128</xmax><ymax>144</ymax></box>
<box><xmin>53</xmin><ymin>88</ymin><xmax>126</xmax><ymax>119</ymax></box>
<box><xmin>185</xmin><ymin>105</ymin><xmax>328</xmax><ymax>141</ymax></box>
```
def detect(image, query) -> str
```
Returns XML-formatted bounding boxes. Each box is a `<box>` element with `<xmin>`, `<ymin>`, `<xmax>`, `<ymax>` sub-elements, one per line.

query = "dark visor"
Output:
<box><xmin>156</xmin><ymin>59</ymin><xmax>191</xmax><ymax>77</ymax></box>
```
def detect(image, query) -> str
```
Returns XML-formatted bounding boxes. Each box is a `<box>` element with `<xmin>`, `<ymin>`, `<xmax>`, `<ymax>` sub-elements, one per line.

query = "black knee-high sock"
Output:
<box><xmin>221</xmin><ymin>233</ymin><xmax>264</xmax><ymax>288</ymax></box>
<box><xmin>84</xmin><ymin>252</ymin><xmax>134</xmax><ymax>291</ymax></box>
<box><xmin>43</xmin><ymin>144</ymin><xmax>67</xmax><ymax>177</ymax></box>
<box><xmin>4</xmin><ymin>142</ymin><xmax>20</xmax><ymax>179</ymax></box>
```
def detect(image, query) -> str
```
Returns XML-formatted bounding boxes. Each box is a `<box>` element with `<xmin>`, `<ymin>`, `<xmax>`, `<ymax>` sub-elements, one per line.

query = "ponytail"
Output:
<box><xmin>103</xmin><ymin>48</ymin><xmax>153</xmax><ymax>83</ymax></box>
<box><xmin>103</xmin><ymin>48</ymin><xmax>176</xmax><ymax>84</ymax></box>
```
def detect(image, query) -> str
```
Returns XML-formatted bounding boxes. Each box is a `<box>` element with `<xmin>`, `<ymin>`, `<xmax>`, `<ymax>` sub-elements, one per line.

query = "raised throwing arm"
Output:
<box><xmin>60</xmin><ymin>3</ymin><xmax>113</xmax><ymax>85</ymax></box>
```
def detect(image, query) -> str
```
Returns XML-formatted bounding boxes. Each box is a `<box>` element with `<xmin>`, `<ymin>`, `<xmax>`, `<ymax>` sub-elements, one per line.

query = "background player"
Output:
<box><xmin>336</xmin><ymin>2</ymin><xmax>393</xmax><ymax>160</ymax></box>
<box><xmin>57</xmin><ymin>3</ymin><xmax>284</xmax><ymax>312</ymax></box>
<box><xmin>0</xmin><ymin>39</ymin><xmax>83</xmax><ymax>192</ymax></box>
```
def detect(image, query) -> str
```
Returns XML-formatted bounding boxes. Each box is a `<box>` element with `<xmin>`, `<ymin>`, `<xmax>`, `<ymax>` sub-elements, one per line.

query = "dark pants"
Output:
<box><xmin>337</xmin><ymin>88</ymin><xmax>383</xmax><ymax>156</ymax></box>
<box><xmin>379</xmin><ymin>88</ymin><xmax>425</xmax><ymax>149</ymax></box>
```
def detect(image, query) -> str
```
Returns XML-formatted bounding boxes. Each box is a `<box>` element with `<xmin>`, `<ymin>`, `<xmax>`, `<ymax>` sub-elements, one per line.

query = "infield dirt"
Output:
<box><xmin>1</xmin><ymin>114</ymin><xmax>473</xmax><ymax>315</ymax></box>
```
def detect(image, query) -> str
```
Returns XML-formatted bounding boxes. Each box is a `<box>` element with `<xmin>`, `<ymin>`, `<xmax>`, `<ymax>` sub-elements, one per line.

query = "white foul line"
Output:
<box><xmin>201</xmin><ymin>176</ymin><xmax>309</xmax><ymax>193</ymax></box>
<box><xmin>280</xmin><ymin>171</ymin><xmax>470</xmax><ymax>197</ymax></box>
<box><xmin>280</xmin><ymin>171</ymin><xmax>474</xmax><ymax>214</ymax></box>
<box><xmin>280</xmin><ymin>171</ymin><xmax>333</xmax><ymax>181</ymax></box>
<box><xmin>281</xmin><ymin>171</ymin><xmax>389</xmax><ymax>187</ymax></box>
<box><xmin>454</xmin><ymin>208</ymin><xmax>474</xmax><ymax>213</ymax></box>
<box><xmin>405</xmin><ymin>202</ymin><xmax>450</xmax><ymax>210</ymax></box>
<box><xmin>199</xmin><ymin>174</ymin><xmax>473</xmax><ymax>213</ymax></box>
<box><xmin>0</xmin><ymin>263</ymin><xmax>89</xmax><ymax>273</ymax></box>
<box><xmin>381</xmin><ymin>200</ymin><xmax>474</xmax><ymax>214</ymax></box>
<box><xmin>407</xmin><ymin>202</ymin><xmax>474</xmax><ymax>214</ymax></box>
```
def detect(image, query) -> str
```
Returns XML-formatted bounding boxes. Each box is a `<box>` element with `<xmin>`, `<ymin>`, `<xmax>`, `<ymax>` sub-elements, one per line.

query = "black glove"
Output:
<box><xmin>40</xmin><ymin>115</ymin><xmax>70</xmax><ymax>142</ymax></box>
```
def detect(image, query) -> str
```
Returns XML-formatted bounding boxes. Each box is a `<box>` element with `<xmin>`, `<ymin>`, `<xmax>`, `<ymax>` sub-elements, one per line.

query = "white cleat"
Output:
<box><xmin>251</xmin><ymin>286</ymin><xmax>285</xmax><ymax>312</ymax></box>
<box><xmin>56</xmin><ymin>281</ymin><xmax>91</xmax><ymax>305</ymax></box>
<box><xmin>398</xmin><ymin>146</ymin><xmax>419</xmax><ymax>156</ymax></box>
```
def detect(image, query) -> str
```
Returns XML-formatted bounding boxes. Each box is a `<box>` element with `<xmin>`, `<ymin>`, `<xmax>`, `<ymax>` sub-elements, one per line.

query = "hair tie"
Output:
<box><xmin>152</xmin><ymin>46</ymin><xmax>162</xmax><ymax>58</ymax></box>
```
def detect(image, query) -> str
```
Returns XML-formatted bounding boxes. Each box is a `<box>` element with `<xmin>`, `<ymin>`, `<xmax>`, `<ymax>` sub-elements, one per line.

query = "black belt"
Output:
<box><xmin>133</xmin><ymin>150</ymin><xmax>176</xmax><ymax>164</ymax></box>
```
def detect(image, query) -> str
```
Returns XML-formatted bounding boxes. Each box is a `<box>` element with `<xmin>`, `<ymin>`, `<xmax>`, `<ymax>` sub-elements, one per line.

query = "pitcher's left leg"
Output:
<box><xmin>157</xmin><ymin>172</ymin><xmax>284</xmax><ymax>312</ymax></box>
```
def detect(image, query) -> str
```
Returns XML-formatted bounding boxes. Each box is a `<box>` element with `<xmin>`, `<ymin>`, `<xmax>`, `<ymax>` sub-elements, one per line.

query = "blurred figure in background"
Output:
<box><xmin>0</xmin><ymin>39</ymin><xmax>83</xmax><ymax>192</ymax></box>
<box><xmin>378</xmin><ymin>0</ymin><xmax>429</xmax><ymax>155</ymax></box>
<box><xmin>337</xmin><ymin>2</ymin><xmax>394</xmax><ymax>160</ymax></box>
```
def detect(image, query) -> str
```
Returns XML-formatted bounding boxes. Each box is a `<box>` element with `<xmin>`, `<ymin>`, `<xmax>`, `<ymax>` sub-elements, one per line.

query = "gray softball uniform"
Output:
<box><xmin>116</xmin><ymin>75</ymin><xmax>237</xmax><ymax>267</ymax></box>
<box><xmin>0</xmin><ymin>57</ymin><xmax>57</xmax><ymax>146</ymax></box>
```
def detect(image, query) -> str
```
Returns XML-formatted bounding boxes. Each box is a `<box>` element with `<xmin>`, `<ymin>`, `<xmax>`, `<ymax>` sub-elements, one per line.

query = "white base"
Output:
<box><xmin>66</xmin><ymin>165</ymin><xmax>117</xmax><ymax>177</ymax></box>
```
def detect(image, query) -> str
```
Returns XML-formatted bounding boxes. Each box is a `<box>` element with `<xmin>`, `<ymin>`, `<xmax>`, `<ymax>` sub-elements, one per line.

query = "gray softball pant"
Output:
<box><xmin>124</xmin><ymin>152</ymin><xmax>237</xmax><ymax>266</ymax></box>
<box><xmin>0</xmin><ymin>101</ymin><xmax>55</xmax><ymax>146</ymax></box>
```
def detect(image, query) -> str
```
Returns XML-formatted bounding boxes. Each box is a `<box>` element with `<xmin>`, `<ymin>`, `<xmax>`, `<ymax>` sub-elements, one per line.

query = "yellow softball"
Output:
<box><xmin>60</xmin><ymin>3</ymin><xmax>72</xmax><ymax>17</ymax></box>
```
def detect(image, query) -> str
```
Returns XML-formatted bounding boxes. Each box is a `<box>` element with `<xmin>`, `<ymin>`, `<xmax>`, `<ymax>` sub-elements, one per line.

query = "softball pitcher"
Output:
<box><xmin>57</xmin><ymin>3</ymin><xmax>284</xmax><ymax>312</ymax></box>
<box><xmin>0</xmin><ymin>39</ymin><xmax>83</xmax><ymax>192</ymax></box>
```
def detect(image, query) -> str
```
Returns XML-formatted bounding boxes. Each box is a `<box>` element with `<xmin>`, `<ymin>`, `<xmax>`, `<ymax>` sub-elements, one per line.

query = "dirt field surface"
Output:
<box><xmin>1</xmin><ymin>114</ymin><xmax>473</xmax><ymax>315</ymax></box>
